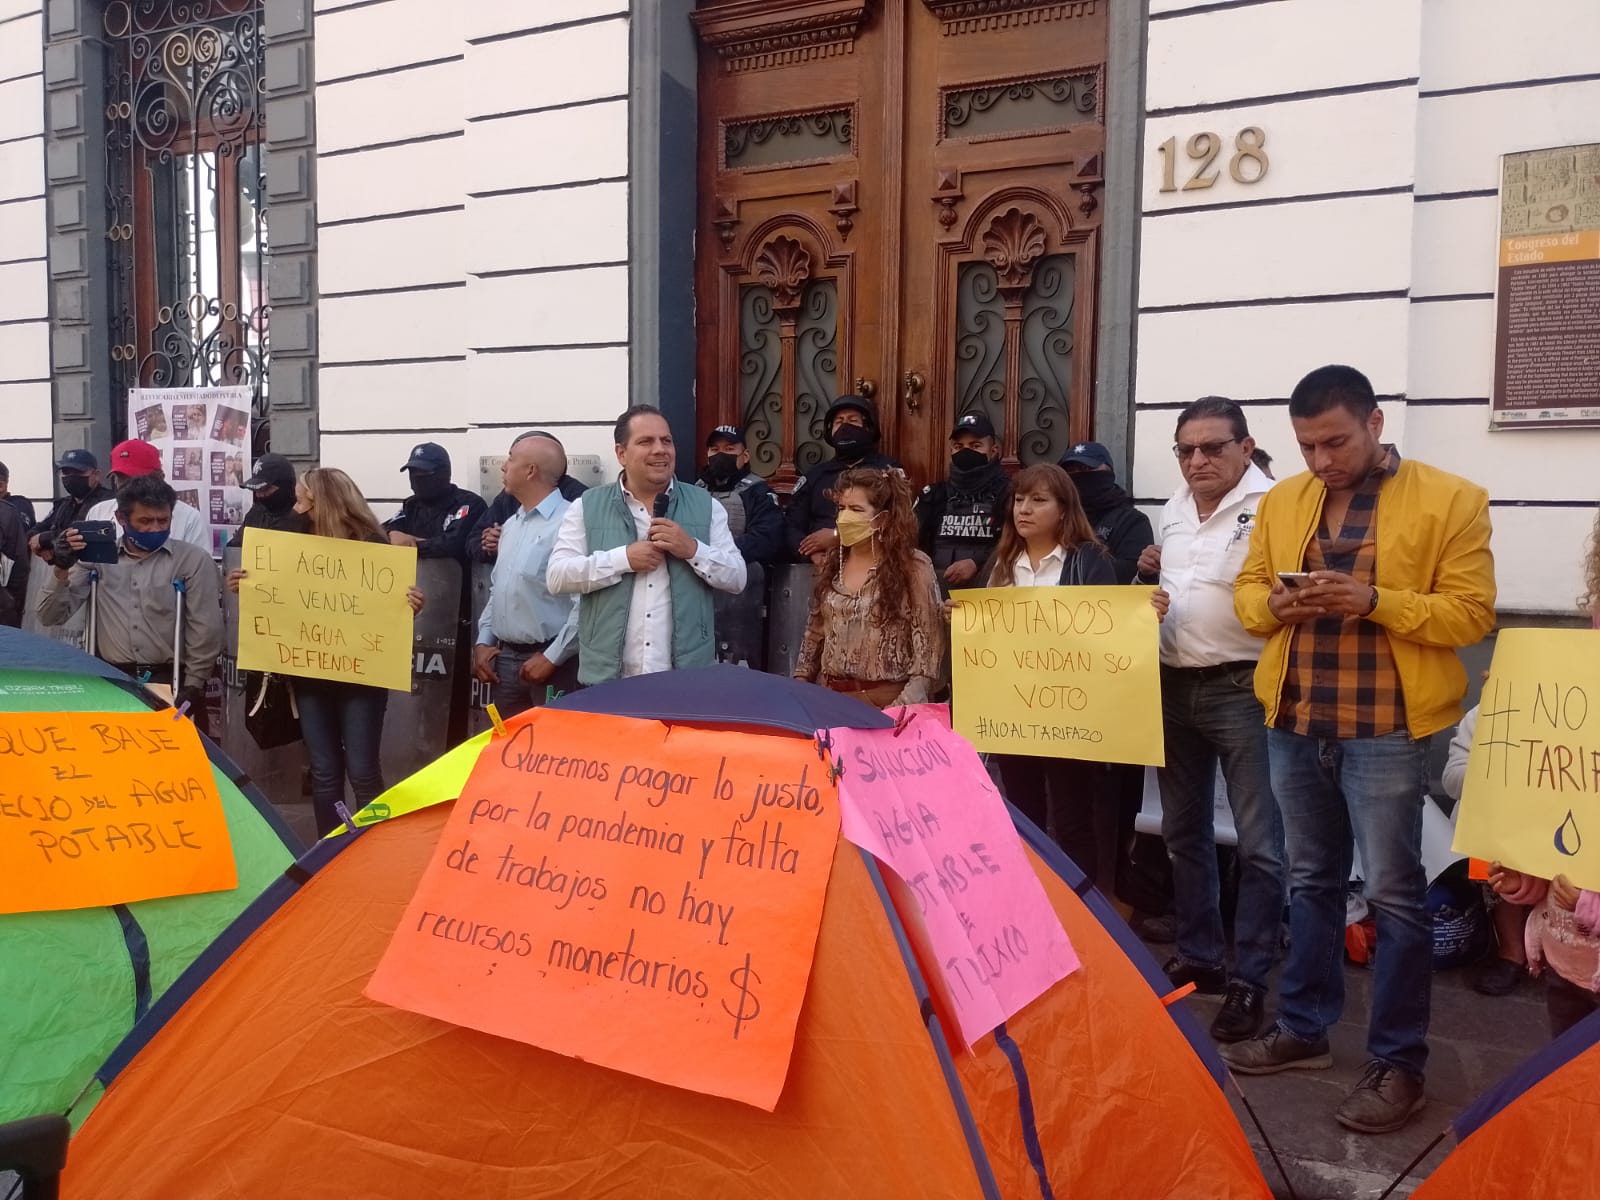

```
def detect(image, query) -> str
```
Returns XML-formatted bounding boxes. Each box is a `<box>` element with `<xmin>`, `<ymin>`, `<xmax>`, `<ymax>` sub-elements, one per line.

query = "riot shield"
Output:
<box><xmin>764</xmin><ymin>562</ymin><xmax>814</xmax><ymax>679</ymax></box>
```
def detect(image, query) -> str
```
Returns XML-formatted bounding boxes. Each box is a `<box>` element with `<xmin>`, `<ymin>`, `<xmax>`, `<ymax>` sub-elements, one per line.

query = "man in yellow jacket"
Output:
<box><xmin>1220</xmin><ymin>365</ymin><xmax>1495</xmax><ymax>1135</ymax></box>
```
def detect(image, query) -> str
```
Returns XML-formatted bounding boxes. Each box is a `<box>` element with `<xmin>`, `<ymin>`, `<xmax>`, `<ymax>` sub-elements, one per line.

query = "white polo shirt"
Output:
<box><xmin>1155</xmin><ymin>463</ymin><xmax>1274</xmax><ymax>668</ymax></box>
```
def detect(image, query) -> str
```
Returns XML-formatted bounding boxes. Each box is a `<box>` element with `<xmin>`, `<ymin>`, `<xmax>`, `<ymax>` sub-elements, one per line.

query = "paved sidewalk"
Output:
<box><xmin>1160</xmin><ymin>949</ymin><xmax>1549</xmax><ymax>1199</ymax></box>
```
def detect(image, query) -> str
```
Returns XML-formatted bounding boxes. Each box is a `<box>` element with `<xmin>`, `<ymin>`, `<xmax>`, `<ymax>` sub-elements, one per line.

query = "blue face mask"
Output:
<box><xmin>124</xmin><ymin>527</ymin><xmax>170</xmax><ymax>553</ymax></box>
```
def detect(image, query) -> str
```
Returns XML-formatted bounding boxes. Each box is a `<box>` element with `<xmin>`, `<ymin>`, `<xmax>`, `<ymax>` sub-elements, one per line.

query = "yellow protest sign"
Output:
<box><xmin>951</xmin><ymin>585</ymin><xmax>1164</xmax><ymax>766</ymax></box>
<box><xmin>0</xmin><ymin>710</ymin><xmax>237</xmax><ymax>913</ymax></box>
<box><xmin>1454</xmin><ymin>628</ymin><xmax>1600</xmax><ymax>891</ymax></box>
<box><xmin>237</xmin><ymin>528</ymin><xmax>417</xmax><ymax>693</ymax></box>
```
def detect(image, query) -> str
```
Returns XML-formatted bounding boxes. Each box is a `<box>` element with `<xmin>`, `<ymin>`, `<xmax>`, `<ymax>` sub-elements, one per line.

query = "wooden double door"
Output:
<box><xmin>692</xmin><ymin>0</ymin><xmax>1108</xmax><ymax>488</ymax></box>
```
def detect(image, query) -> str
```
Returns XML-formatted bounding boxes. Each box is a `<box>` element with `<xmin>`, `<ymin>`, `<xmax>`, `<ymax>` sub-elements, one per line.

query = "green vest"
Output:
<box><xmin>578</xmin><ymin>480</ymin><xmax>716</xmax><ymax>683</ymax></box>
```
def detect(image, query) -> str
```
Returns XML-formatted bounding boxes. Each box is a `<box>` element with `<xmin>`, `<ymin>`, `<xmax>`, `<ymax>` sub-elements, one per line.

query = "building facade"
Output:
<box><xmin>0</xmin><ymin>0</ymin><xmax>1595</xmax><ymax>613</ymax></box>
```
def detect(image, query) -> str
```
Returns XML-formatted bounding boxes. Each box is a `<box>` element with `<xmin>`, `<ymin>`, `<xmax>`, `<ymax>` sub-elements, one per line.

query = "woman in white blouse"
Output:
<box><xmin>963</xmin><ymin>463</ymin><xmax>1166</xmax><ymax>887</ymax></box>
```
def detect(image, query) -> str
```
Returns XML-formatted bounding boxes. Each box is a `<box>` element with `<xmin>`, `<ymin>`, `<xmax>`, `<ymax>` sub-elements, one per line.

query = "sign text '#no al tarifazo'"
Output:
<box><xmin>951</xmin><ymin>586</ymin><xmax>1165</xmax><ymax>766</ymax></box>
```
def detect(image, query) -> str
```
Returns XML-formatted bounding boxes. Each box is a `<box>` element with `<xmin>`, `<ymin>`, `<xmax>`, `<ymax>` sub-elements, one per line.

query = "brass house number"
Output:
<box><xmin>1157</xmin><ymin>127</ymin><xmax>1270</xmax><ymax>192</ymax></box>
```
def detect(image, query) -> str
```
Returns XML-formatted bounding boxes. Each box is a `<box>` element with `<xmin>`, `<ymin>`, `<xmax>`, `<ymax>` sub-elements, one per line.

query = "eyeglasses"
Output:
<box><xmin>1171</xmin><ymin>438</ymin><xmax>1239</xmax><ymax>460</ymax></box>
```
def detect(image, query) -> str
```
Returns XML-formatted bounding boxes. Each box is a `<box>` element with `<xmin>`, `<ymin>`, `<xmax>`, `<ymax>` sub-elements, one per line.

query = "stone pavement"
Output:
<box><xmin>1149</xmin><ymin>938</ymin><xmax>1550</xmax><ymax>1200</ymax></box>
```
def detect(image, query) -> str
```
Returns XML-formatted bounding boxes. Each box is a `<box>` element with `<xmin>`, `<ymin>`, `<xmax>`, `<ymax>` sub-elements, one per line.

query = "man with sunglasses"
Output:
<box><xmin>1136</xmin><ymin>397</ymin><xmax>1283</xmax><ymax>1045</ymax></box>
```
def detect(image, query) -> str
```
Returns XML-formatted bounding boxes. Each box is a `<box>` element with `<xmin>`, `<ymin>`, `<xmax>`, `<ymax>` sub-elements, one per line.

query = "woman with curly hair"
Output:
<box><xmin>230</xmin><ymin>467</ymin><xmax>425</xmax><ymax>835</ymax></box>
<box><xmin>794</xmin><ymin>466</ymin><xmax>944</xmax><ymax>709</ymax></box>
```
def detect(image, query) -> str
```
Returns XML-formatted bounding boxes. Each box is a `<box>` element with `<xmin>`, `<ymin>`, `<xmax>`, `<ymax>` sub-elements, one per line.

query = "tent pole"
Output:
<box><xmin>1227</xmin><ymin>1073</ymin><xmax>1302</xmax><ymax>1200</ymax></box>
<box><xmin>1374</xmin><ymin>1128</ymin><xmax>1448</xmax><ymax>1200</ymax></box>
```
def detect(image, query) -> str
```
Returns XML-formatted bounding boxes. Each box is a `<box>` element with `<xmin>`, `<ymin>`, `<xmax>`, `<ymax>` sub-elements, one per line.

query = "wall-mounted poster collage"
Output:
<box><xmin>128</xmin><ymin>386</ymin><xmax>253</xmax><ymax>558</ymax></box>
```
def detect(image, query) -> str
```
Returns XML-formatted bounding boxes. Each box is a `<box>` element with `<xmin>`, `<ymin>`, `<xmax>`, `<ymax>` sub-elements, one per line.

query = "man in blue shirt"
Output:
<box><xmin>471</xmin><ymin>433</ymin><xmax>581</xmax><ymax>716</ymax></box>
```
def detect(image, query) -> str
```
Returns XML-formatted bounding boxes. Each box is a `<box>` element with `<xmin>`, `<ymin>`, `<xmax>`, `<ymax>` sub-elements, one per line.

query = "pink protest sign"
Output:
<box><xmin>826</xmin><ymin>719</ymin><xmax>1079</xmax><ymax>1047</ymax></box>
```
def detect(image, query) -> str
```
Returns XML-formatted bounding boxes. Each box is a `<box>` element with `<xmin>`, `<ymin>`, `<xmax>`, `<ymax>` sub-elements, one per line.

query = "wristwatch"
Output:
<box><xmin>1364</xmin><ymin>586</ymin><xmax>1379</xmax><ymax>615</ymax></box>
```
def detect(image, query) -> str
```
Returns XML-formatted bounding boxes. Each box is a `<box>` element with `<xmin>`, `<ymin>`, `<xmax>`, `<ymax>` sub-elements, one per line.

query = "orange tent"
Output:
<box><xmin>1410</xmin><ymin>1012</ymin><xmax>1600</xmax><ymax>1198</ymax></box>
<box><xmin>63</xmin><ymin>775</ymin><xmax>1269</xmax><ymax>1198</ymax></box>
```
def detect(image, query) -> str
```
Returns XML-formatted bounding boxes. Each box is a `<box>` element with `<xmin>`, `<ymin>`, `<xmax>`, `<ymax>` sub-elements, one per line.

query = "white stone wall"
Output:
<box><xmin>312</xmin><ymin>0</ymin><xmax>630</xmax><ymax>510</ymax></box>
<box><xmin>1134</xmin><ymin>0</ymin><xmax>1600</xmax><ymax>616</ymax></box>
<box><xmin>0</xmin><ymin>0</ymin><xmax>51</xmax><ymax>504</ymax></box>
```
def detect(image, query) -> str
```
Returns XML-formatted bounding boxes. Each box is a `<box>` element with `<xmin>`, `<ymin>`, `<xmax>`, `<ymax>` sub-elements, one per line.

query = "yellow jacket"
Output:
<box><xmin>1234</xmin><ymin>458</ymin><xmax>1496</xmax><ymax>740</ymax></box>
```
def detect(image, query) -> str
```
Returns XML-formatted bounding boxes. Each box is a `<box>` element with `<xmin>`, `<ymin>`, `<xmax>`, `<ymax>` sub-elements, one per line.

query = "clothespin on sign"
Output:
<box><xmin>172</xmin><ymin>700</ymin><xmax>191</xmax><ymax>722</ymax></box>
<box><xmin>892</xmin><ymin>708</ymin><xmax>918</xmax><ymax>738</ymax></box>
<box><xmin>334</xmin><ymin>801</ymin><xmax>359</xmax><ymax>833</ymax></box>
<box><xmin>827</xmin><ymin>757</ymin><xmax>845</xmax><ymax>786</ymax></box>
<box><xmin>486</xmin><ymin>703</ymin><xmax>508</xmax><ymax>738</ymax></box>
<box><xmin>813</xmin><ymin>729</ymin><xmax>833</xmax><ymax>762</ymax></box>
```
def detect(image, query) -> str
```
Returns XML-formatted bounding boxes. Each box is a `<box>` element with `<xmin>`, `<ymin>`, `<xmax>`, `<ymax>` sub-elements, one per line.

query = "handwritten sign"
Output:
<box><xmin>366</xmin><ymin>709</ymin><xmax>840</xmax><ymax>1110</ymax></box>
<box><xmin>0</xmin><ymin>710</ymin><xmax>237</xmax><ymax>913</ymax></box>
<box><xmin>828</xmin><ymin>720</ymin><xmax>1078</xmax><ymax>1046</ymax></box>
<box><xmin>1454</xmin><ymin>628</ymin><xmax>1600</xmax><ymax>891</ymax></box>
<box><xmin>237</xmin><ymin>528</ymin><xmax>417</xmax><ymax>692</ymax></box>
<box><xmin>950</xmin><ymin>585</ymin><xmax>1165</xmax><ymax>766</ymax></box>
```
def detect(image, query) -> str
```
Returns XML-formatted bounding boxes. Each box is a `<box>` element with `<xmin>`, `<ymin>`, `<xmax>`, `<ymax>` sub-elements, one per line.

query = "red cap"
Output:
<box><xmin>109</xmin><ymin>439</ymin><xmax>162</xmax><ymax>477</ymax></box>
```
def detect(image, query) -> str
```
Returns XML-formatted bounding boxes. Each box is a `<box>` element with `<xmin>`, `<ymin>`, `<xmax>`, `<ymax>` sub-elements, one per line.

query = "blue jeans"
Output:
<box><xmin>1157</xmin><ymin>665</ymin><xmax>1284</xmax><ymax>988</ymax></box>
<box><xmin>1269</xmin><ymin>728</ymin><xmax>1432</xmax><ymax>1075</ymax></box>
<box><xmin>295</xmin><ymin>679</ymin><xmax>389</xmax><ymax>836</ymax></box>
<box><xmin>492</xmin><ymin>645</ymin><xmax>581</xmax><ymax>719</ymax></box>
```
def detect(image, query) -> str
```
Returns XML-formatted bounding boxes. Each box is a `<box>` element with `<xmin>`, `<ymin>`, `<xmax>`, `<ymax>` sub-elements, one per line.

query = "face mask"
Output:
<box><xmin>705</xmin><ymin>453</ymin><xmax>741</xmax><ymax>486</ymax></box>
<box><xmin>261</xmin><ymin>486</ymin><xmax>296</xmax><ymax>512</ymax></box>
<box><xmin>951</xmin><ymin>448</ymin><xmax>989</xmax><ymax>472</ymax></box>
<box><xmin>62</xmin><ymin>474</ymin><xmax>94</xmax><ymax>499</ymax></box>
<box><xmin>831</xmin><ymin>426</ymin><xmax>875</xmax><ymax>458</ymax></box>
<box><xmin>836</xmin><ymin>510</ymin><xmax>877</xmax><ymax>548</ymax></box>
<box><xmin>410</xmin><ymin>471</ymin><xmax>451</xmax><ymax>501</ymax></box>
<box><xmin>124</xmin><ymin>527</ymin><xmax>170</xmax><ymax>553</ymax></box>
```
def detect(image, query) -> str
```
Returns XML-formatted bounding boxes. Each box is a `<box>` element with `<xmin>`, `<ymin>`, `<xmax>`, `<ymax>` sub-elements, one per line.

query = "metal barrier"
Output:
<box><xmin>764</xmin><ymin>562</ymin><xmax>814</xmax><ymax>680</ymax></box>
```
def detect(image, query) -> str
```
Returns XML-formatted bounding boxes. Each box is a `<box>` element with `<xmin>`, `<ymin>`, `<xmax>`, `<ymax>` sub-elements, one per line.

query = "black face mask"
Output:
<box><xmin>260</xmin><ymin>485</ymin><xmax>296</xmax><ymax>513</ymax></box>
<box><xmin>62</xmin><ymin>473</ymin><xmax>94</xmax><ymax>500</ymax></box>
<box><xmin>951</xmin><ymin>448</ymin><xmax>990</xmax><ymax>473</ymax></box>
<box><xmin>705</xmin><ymin>453</ymin><xmax>741</xmax><ymax>487</ymax></box>
<box><xmin>831</xmin><ymin>426</ymin><xmax>876</xmax><ymax>458</ymax></box>
<box><xmin>410</xmin><ymin>471</ymin><xmax>452</xmax><ymax>501</ymax></box>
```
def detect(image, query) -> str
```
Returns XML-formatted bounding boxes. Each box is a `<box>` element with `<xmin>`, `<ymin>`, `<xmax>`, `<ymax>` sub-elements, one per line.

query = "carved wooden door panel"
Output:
<box><xmin>693</xmin><ymin>0</ymin><xmax>1107</xmax><ymax>487</ymax></box>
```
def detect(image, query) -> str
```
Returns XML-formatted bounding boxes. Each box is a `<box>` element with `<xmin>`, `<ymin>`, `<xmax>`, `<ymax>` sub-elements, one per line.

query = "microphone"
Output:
<box><xmin>653</xmin><ymin>492</ymin><xmax>669</xmax><ymax>520</ymax></box>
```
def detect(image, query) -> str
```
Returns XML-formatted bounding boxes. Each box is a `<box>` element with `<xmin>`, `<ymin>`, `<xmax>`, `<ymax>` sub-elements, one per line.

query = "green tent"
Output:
<box><xmin>0</xmin><ymin>628</ymin><xmax>301</xmax><ymax>1125</ymax></box>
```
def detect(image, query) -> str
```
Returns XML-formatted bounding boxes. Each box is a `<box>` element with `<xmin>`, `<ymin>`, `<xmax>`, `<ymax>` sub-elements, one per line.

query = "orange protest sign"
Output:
<box><xmin>367</xmin><ymin>709</ymin><xmax>840</xmax><ymax>1111</ymax></box>
<box><xmin>0</xmin><ymin>711</ymin><xmax>238</xmax><ymax>913</ymax></box>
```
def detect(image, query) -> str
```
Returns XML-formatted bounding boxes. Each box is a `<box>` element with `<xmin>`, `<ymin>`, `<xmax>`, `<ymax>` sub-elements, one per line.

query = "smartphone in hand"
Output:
<box><xmin>74</xmin><ymin>520</ymin><xmax>120</xmax><ymax>565</ymax></box>
<box><xmin>1276</xmin><ymin>571</ymin><xmax>1314</xmax><ymax>589</ymax></box>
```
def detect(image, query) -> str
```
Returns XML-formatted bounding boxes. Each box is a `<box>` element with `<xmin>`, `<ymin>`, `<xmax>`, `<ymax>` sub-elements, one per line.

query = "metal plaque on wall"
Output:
<box><xmin>1490</xmin><ymin>142</ymin><xmax>1600</xmax><ymax>429</ymax></box>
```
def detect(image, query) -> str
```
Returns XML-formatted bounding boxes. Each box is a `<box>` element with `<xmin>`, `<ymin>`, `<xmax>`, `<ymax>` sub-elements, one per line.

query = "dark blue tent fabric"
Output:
<box><xmin>0</xmin><ymin>626</ymin><xmax>131</xmax><ymax>680</ymax></box>
<box><xmin>550</xmin><ymin>664</ymin><xmax>895</xmax><ymax>735</ymax></box>
<box><xmin>1452</xmin><ymin>1007</ymin><xmax>1600</xmax><ymax>1141</ymax></box>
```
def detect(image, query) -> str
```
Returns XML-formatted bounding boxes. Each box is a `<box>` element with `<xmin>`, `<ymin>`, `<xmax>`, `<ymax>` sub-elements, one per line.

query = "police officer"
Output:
<box><xmin>786</xmin><ymin>395</ymin><xmax>899</xmax><ymax>566</ymax></box>
<box><xmin>916</xmin><ymin>413</ymin><xmax>1007</xmax><ymax>596</ymax></box>
<box><xmin>384</xmin><ymin>442</ymin><xmax>488</xmax><ymax>561</ymax></box>
<box><xmin>229</xmin><ymin>453</ymin><xmax>309</xmax><ymax>545</ymax></box>
<box><xmin>1058</xmin><ymin>441</ymin><xmax>1153</xmax><ymax>584</ymax></box>
<box><xmin>697</xmin><ymin>424</ymin><xmax>784</xmax><ymax>666</ymax></box>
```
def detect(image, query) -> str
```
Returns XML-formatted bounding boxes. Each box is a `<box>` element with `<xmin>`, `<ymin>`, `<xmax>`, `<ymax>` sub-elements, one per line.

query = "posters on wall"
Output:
<box><xmin>128</xmin><ymin>386</ymin><xmax>253</xmax><ymax>557</ymax></box>
<box><xmin>1490</xmin><ymin>142</ymin><xmax>1600</xmax><ymax>429</ymax></box>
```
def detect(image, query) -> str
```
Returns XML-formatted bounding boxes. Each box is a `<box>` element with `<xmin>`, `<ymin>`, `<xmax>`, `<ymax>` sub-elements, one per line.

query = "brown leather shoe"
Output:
<box><xmin>1335</xmin><ymin>1059</ymin><xmax>1426</xmax><ymax>1134</ymax></box>
<box><xmin>1218</xmin><ymin>1025</ymin><xmax>1332</xmax><ymax>1075</ymax></box>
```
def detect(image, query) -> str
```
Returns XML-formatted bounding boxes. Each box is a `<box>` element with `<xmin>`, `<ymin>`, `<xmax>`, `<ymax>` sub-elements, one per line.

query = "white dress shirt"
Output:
<box><xmin>85</xmin><ymin>496</ymin><xmax>209</xmax><ymax>551</ymax></box>
<box><xmin>1156</xmin><ymin>462</ymin><xmax>1275</xmax><ymax>667</ymax></box>
<box><xmin>476</xmin><ymin>488</ymin><xmax>579</xmax><ymax>664</ymax></box>
<box><xmin>1012</xmin><ymin>545</ymin><xmax>1067</xmax><ymax>587</ymax></box>
<box><xmin>546</xmin><ymin>481</ymin><xmax>747</xmax><ymax>677</ymax></box>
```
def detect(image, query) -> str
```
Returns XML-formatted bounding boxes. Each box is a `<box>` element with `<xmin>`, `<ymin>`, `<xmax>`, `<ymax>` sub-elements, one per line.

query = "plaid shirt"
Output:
<box><xmin>1276</xmin><ymin>447</ymin><xmax>1407</xmax><ymax>739</ymax></box>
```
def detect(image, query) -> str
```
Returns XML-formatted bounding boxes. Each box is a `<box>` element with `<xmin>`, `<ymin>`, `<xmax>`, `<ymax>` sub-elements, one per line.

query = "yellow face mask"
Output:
<box><xmin>835</xmin><ymin>509</ymin><xmax>877</xmax><ymax>548</ymax></box>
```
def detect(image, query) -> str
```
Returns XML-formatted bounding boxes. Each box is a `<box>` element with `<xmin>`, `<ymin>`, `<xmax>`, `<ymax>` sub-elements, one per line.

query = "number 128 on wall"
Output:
<box><xmin>1157</xmin><ymin>127</ymin><xmax>1270</xmax><ymax>192</ymax></box>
